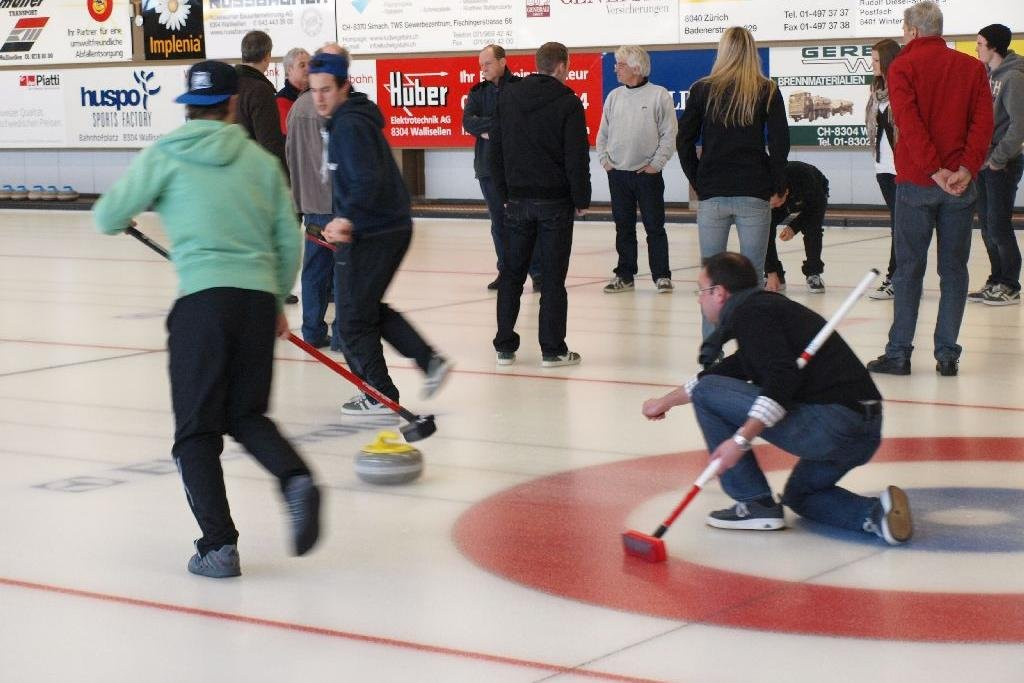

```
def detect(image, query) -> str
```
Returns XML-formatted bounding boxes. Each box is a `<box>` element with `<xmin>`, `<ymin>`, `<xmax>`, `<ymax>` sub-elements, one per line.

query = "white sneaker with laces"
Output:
<box><xmin>341</xmin><ymin>395</ymin><xmax>394</xmax><ymax>416</ymax></box>
<box><xmin>869</xmin><ymin>280</ymin><xmax>894</xmax><ymax>300</ymax></box>
<box><xmin>603</xmin><ymin>277</ymin><xmax>634</xmax><ymax>294</ymax></box>
<box><xmin>541</xmin><ymin>351</ymin><xmax>581</xmax><ymax>367</ymax></box>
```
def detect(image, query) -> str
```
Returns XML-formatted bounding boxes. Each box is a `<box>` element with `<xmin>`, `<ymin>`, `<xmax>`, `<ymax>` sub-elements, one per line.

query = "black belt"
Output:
<box><xmin>842</xmin><ymin>399</ymin><xmax>882</xmax><ymax>420</ymax></box>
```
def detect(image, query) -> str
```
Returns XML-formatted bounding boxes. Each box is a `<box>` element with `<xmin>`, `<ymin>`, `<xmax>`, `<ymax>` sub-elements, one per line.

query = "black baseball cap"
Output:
<box><xmin>175</xmin><ymin>60</ymin><xmax>238</xmax><ymax>105</ymax></box>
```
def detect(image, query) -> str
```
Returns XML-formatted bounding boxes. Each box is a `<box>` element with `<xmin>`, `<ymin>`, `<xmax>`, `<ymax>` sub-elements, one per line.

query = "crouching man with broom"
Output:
<box><xmin>642</xmin><ymin>252</ymin><xmax>911</xmax><ymax>545</ymax></box>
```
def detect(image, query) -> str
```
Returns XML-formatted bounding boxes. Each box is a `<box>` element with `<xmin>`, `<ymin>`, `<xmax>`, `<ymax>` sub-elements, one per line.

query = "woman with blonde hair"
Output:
<box><xmin>677</xmin><ymin>26</ymin><xmax>789</xmax><ymax>339</ymax></box>
<box><xmin>865</xmin><ymin>38</ymin><xmax>902</xmax><ymax>300</ymax></box>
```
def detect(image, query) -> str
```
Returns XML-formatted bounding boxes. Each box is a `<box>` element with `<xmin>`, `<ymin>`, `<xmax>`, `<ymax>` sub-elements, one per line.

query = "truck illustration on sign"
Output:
<box><xmin>788</xmin><ymin>91</ymin><xmax>853</xmax><ymax>122</ymax></box>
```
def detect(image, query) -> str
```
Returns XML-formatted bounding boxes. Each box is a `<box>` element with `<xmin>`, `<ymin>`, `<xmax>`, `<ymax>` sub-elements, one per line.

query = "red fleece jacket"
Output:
<box><xmin>888</xmin><ymin>36</ymin><xmax>993</xmax><ymax>187</ymax></box>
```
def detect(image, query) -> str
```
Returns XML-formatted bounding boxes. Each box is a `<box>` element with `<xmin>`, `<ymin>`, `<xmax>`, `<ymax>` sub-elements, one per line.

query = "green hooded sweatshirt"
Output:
<box><xmin>94</xmin><ymin>120</ymin><xmax>300</xmax><ymax>308</ymax></box>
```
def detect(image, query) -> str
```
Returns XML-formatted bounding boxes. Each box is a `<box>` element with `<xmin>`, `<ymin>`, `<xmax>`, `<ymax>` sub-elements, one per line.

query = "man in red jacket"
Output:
<box><xmin>867</xmin><ymin>1</ymin><xmax>993</xmax><ymax>378</ymax></box>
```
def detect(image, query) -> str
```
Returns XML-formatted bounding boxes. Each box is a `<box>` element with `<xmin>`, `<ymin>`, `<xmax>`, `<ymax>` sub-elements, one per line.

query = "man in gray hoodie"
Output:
<box><xmin>968</xmin><ymin>24</ymin><xmax>1024</xmax><ymax>306</ymax></box>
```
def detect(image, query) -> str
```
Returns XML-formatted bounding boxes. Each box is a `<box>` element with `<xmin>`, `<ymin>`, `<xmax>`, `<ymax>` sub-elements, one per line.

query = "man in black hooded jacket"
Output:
<box><xmin>489</xmin><ymin>41</ymin><xmax>591</xmax><ymax>368</ymax></box>
<box><xmin>309</xmin><ymin>53</ymin><xmax>452</xmax><ymax>415</ymax></box>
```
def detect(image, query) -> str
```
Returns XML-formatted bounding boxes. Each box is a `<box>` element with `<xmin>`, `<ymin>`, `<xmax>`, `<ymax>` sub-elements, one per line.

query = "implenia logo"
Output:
<box><xmin>1</xmin><ymin>17</ymin><xmax>49</xmax><ymax>53</ymax></box>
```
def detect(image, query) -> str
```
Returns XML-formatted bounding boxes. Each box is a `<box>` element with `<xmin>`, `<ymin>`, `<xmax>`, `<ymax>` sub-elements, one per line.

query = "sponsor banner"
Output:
<box><xmin>202</xmin><ymin>0</ymin><xmax>335</xmax><ymax>59</ymax></box>
<box><xmin>0</xmin><ymin>0</ymin><xmax>131</xmax><ymax>65</ymax></box>
<box><xmin>520</xmin><ymin>0</ymin><xmax>677</xmax><ymax>49</ymax></box>
<box><xmin>143</xmin><ymin>0</ymin><xmax>205</xmax><ymax>60</ymax></box>
<box><xmin>65</xmin><ymin>65</ymin><xmax>186</xmax><ymax>147</ymax></box>
<box><xmin>955</xmin><ymin>38</ymin><xmax>1024</xmax><ymax>59</ymax></box>
<box><xmin>0</xmin><ymin>68</ymin><xmax>64</xmax><ymax>145</ymax></box>
<box><xmin>338</xmin><ymin>0</ymin><xmax>519</xmax><ymax>54</ymax></box>
<box><xmin>376</xmin><ymin>52</ymin><xmax>603</xmax><ymax>149</ymax></box>
<box><xmin>770</xmin><ymin>44</ymin><xmax>872</xmax><ymax>147</ymax></box>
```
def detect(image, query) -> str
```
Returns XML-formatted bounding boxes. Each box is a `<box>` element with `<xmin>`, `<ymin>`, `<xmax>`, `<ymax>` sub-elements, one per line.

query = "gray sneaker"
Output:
<box><xmin>706</xmin><ymin>499</ymin><xmax>786</xmax><ymax>530</ymax></box>
<box><xmin>284</xmin><ymin>475</ymin><xmax>320</xmax><ymax>556</ymax></box>
<box><xmin>864</xmin><ymin>485</ymin><xmax>912</xmax><ymax>545</ymax></box>
<box><xmin>980</xmin><ymin>284</ymin><xmax>1021</xmax><ymax>306</ymax></box>
<box><xmin>806</xmin><ymin>274</ymin><xmax>825</xmax><ymax>293</ymax></box>
<box><xmin>967</xmin><ymin>284</ymin><xmax>994</xmax><ymax>303</ymax></box>
<box><xmin>541</xmin><ymin>351</ymin><xmax>581</xmax><ymax>367</ymax></box>
<box><xmin>496</xmin><ymin>351</ymin><xmax>516</xmax><ymax>366</ymax></box>
<box><xmin>188</xmin><ymin>544</ymin><xmax>241</xmax><ymax>578</ymax></box>
<box><xmin>603</xmin><ymin>277</ymin><xmax>634</xmax><ymax>294</ymax></box>
<box><xmin>655</xmin><ymin>278</ymin><xmax>674</xmax><ymax>293</ymax></box>
<box><xmin>421</xmin><ymin>355</ymin><xmax>453</xmax><ymax>399</ymax></box>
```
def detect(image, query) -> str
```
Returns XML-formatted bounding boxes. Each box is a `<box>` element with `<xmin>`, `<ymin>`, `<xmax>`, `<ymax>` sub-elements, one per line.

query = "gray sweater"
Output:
<box><xmin>285</xmin><ymin>90</ymin><xmax>332</xmax><ymax>215</ymax></box>
<box><xmin>596</xmin><ymin>80</ymin><xmax>677</xmax><ymax>172</ymax></box>
<box><xmin>987</xmin><ymin>50</ymin><xmax>1024</xmax><ymax>167</ymax></box>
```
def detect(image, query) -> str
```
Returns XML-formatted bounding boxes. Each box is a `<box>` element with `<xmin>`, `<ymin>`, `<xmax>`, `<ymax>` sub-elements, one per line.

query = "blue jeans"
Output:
<box><xmin>608</xmin><ymin>169</ymin><xmax>670</xmax><ymax>281</ymax></box>
<box><xmin>885</xmin><ymin>181</ymin><xmax>976</xmax><ymax>363</ymax></box>
<box><xmin>697</xmin><ymin>195</ymin><xmax>770</xmax><ymax>338</ymax></box>
<box><xmin>300</xmin><ymin>213</ymin><xmax>340</xmax><ymax>348</ymax></box>
<box><xmin>976</xmin><ymin>157</ymin><xmax>1023</xmax><ymax>291</ymax></box>
<box><xmin>494</xmin><ymin>198</ymin><xmax>574</xmax><ymax>357</ymax></box>
<box><xmin>690</xmin><ymin>375</ymin><xmax>882</xmax><ymax>533</ymax></box>
<box><xmin>480</xmin><ymin>176</ymin><xmax>541</xmax><ymax>281</ymax></box>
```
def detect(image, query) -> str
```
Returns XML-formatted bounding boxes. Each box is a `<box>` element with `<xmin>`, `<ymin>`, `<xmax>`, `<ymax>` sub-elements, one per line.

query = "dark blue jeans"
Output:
<box><xmin>494</xmin><ymin>198</ymin><xmax>574</xmax><ymax>357</ymax></box>
<box><xmin>690</xmin><ymin>375</ymin><xmax>882</xmax><ymax>534</ymax></box>
<box><xmin>608</xmin><ymin>169</ymin><xmax>670</xmax><ymax>281</ymax></box>
<box><xmin>885</xmin><ymin>181</ymin><xmax>976</xmax><ymax>363</ymax></box>
<box><xmin>480</xmin><ymin>176</ymin><xmax>540</xmax><ymax>280</ymax></box>
<box><xmin>764</xmin><ymin>205</ymin><xmax>825</xmax><ymax>279</ymax></box>
<box><xmin>300</xmin><ymin>213</ymin><xmax>340</xmax><ymax>347</ymax></box>
<box><xmin>333</xmin><ymin>228</ymin><xmax>435</xmax><ymax>402</ymax></box>
<box><xmin>976</xmin><ymin>156</ymin><xmax>1023</xmax><ymax>291</ymax></box>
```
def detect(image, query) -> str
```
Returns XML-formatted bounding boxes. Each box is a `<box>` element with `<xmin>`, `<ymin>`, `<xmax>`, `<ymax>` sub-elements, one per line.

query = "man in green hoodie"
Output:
<box><xmin>93</xmin><ymin>60</ymin><xmax>321</xmax><ymax>579</ymax></box>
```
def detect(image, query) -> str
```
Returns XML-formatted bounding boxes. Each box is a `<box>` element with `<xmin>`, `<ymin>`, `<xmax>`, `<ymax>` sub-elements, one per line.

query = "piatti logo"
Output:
<box><xmin>1</xmin><ymin>16</ymin><xmax>48</xmax><ymax>53</ymax></box>
<box><xmin>19</xmin><ymin>72</ymin><xmax>59</xmax><ymax>87</ymax></box>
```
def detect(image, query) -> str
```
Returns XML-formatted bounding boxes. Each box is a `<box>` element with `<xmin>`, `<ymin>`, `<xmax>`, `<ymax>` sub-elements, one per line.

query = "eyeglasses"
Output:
<box><xmin>694</xmin><ymin>284</ymin><xmax>720</xmax><ymax>296</ymax></box>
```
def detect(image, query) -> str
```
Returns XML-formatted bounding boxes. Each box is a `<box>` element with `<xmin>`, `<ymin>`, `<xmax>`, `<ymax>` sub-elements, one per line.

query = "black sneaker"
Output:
<box><xmin>866</xmin><ymin>354</ymin><xmax>910</xmax><ymax>375</ymax></box>
<box><xmin>936</xmin><ymin>358</ymin><xmax>958</xmax><ymax>376</ymax></box>
<box><xmin>496</xmin><ymin>351</ymin><xmax>516</xmax><ymax>366</ymax></box>
<box><xmin>284</xmin><ymin>475</ymin><xmax>320</xmax><ymax>556</ymax></box>
<box><xmin>706</xmin><ymin>499</ymin><xmax>786</xmax><ymax>530</ymax></box>
<box><xmin>487</xmin><ymin>277</ymin><xmax>499</xmax><ymax>291</ymax></box>
<box><xmin>187</xmin><ymin>544</ymin><xmax>241</xmax><ymax>578</ymax></box>
<box><xmin>864</xmin><ymin>485</ymin><xmax>912</xmax><ymax>545</ymax></box>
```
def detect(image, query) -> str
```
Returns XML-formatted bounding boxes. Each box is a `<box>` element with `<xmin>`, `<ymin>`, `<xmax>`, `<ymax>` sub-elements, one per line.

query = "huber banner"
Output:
<box><xmin>376</xmin><ymin>53</ymin><xmax>604</xmax><ymax>149</ymax></box>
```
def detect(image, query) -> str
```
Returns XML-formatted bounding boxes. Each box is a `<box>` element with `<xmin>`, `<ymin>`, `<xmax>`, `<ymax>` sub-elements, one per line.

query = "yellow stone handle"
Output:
<box><xmin>362</xmin><ymin>430</ymin><xmax>416</xmax><ymax>454</ymax></box>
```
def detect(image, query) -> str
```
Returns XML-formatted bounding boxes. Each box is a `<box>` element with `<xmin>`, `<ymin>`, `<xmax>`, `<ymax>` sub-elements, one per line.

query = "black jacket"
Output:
<box><xmin>771</xmin><ymin>160</ymin><xmax>829</xmax><ymax>235</ymax></box>
<box><xmin>489</xmin><ymin>73</ymin><xmax>591</xmax><ymax>210</ymax></box>
<box><xmin>235</xmin><ymin>64</ymin><xmax>288</xmax><ymax>178</ymax></box>
<box><xmin>326</xmin><ymin>91</ymin><xmax>411</xmax><ymax>236</ymax></box>
<box><xmin>677</xmin><ymin>79</ymin><xmax>789</xmax><ymax>200</ymax></box>
<box><xmin>462</xmin><ymin>68</ymin><xmax>521</xmax><ymax>179</ymax></box>
<box><xmin>703</xmin><ymin>291</ymin><xmax>881</xmax><ymax>412</ymax></box>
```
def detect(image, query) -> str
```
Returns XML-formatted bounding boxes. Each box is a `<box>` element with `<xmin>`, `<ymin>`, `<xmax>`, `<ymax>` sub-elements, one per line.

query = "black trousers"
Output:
<box><xmin>608</xmin><ymin>169</ymin><xmax>670</xmax><ymax>281</ymax></box>
<box><xmin>876</xmin><ymin>173</ymin><xmax>898</xmax><ymax>281</ymax></box>
<box><xmin>168</xmin><ymin>287</ymin><xmax>309</xmax><ymax>555</ymax></box>
<box><xmin>764</xmin><ymin>205</ymin><xmax>825</xmax><ymax>279</ymax></box>
<box><xmin>494</xmin><ymin>198</ymin><xmax>574</xmax><ymax>357</ymax></box>
<box><xmin>333</xmin><ymin>227</ymin><xmax>434</xmax><ymax>402</ymax></box>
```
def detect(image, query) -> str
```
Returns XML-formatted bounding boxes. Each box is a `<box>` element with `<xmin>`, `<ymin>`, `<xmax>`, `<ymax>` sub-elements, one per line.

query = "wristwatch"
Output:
<box><xmin>732</xmin><ymin>433</ymin><xmax>752</xmax><ymax>451</ymax></box>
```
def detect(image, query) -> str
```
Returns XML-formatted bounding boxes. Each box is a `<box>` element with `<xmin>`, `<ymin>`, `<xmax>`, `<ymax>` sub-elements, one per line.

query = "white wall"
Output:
<box><xmin>3</xmin><ymin>147</ymin><xmax>1023</xmax><ymax>209</ymax></box>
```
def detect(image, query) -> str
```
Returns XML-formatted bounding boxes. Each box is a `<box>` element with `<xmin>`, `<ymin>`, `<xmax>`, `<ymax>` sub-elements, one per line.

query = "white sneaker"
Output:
<box><xmin>655</xmin><ymin>278</ymin><xmax>674</xmax><ymax>293</ymax></box>
<box><xmin>341</xmin><ymin>395</ymin><xmax>393</xmax><ymax>416</ymax></box>
<box><xmin>420</xmin><ymin>355</ymin><xmax>453</xmax><ymax>399</ymax></box>
<box><xmin>869</xmin><ymin>280</ymin><xmax>894</xmax><ymax>300</ymax></box>
<box><xmin>603</xmin><ymin>277</ymin><xmax>634</xmax><ymax>294</ymax></box>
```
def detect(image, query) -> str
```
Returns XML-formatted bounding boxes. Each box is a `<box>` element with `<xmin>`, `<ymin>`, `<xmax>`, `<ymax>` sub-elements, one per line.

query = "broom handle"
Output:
<box><xmin>652</xmin><ymin>459</ymin><xmax>721</xmax><ymax>538</ymax></box>
<box><xmin>796</xmin><ymin>268</ymin><xmax>878</xmax><ymax>368</ymax></box>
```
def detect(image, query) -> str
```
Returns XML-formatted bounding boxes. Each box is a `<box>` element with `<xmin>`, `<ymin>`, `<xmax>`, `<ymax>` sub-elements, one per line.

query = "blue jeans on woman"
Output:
<box><xmin>690</xmin><ymin>375</ymin><xmax>882</xmax><ymax>533</ymax></box>
<box><xmin>696</xmin><ymin>195</ymin><xmax>770</xmax><ymax>339</ymax></box>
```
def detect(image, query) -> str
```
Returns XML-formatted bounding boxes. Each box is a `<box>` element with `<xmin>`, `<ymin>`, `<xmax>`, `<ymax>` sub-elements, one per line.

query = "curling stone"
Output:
<box><xmin>355</xmin><ymin>431</ymin><xmax>423</xmax><ymax>485</ymax></box>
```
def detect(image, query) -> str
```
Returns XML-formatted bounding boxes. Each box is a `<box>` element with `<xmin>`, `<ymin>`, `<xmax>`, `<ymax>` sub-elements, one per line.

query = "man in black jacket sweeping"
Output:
<box><xmin>489</xmin><ymin>41</ymin><xmax>591</xmax><ymax>368</ymax></box>
<box><xmin>642</xmin><ymin>252</ymin><xmax>912</xmax><ymax>545</ymax></box>
<box><xmin>309</xmin><ymin>53</ymin><xmax>452</xmax><ymax>415</ymax></box>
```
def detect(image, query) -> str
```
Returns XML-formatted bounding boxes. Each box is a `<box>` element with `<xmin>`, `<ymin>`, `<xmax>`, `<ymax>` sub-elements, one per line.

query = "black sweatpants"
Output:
<box><xmin>333</xmin><ymin>227</ymin><xmax>435</xmax><ymax>403</ymax></box>
<box><xmin>168</xmin><ymin>287</ymin><xmax>309</xmax><ymax>555</ymax></box>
